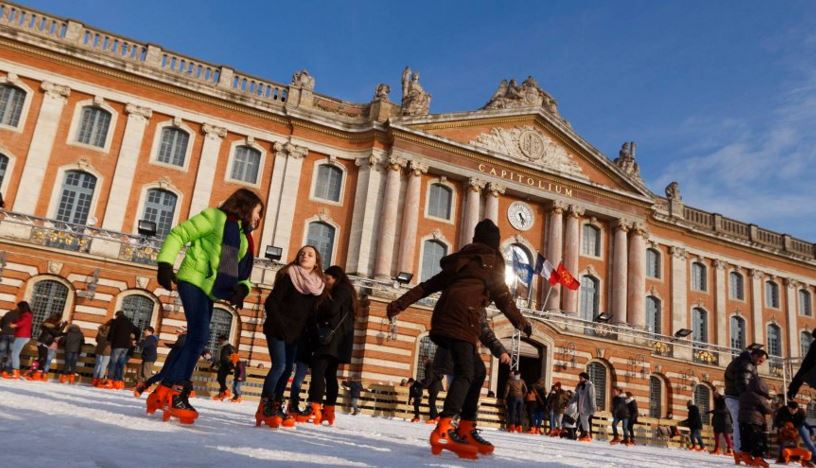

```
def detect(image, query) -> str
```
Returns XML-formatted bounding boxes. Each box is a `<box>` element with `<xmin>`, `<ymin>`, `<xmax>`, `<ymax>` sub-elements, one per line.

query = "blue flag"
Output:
<box><xmin>512</xmin><ymin>249</ymin><xmax>533</xmax><ymax>285</ymax></box>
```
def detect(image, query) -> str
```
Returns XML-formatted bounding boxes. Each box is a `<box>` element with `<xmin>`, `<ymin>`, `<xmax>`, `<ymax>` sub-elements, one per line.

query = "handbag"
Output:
<box><xmin>316</xmin><ymin>309</ymin><xmax>349</xmax><ymax>346</ymax></box>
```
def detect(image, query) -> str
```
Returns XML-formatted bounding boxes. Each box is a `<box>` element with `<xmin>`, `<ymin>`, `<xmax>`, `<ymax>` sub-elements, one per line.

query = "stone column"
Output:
<box><xmin>373</xmin><ymin>156</ymin><xmax>406</xmax><ymax>280</ymax></box>
<box><xmin>258</xmin><ymin>139</ymin><xmax>289</xmax><ymax>255</ymax></box>
<box><xmin>13</xmin><ymin>82</ymin><xmax>71</xmax><ymax>214</ymax></box>
<box><xmin>670</xmin><ymin>246</ymin><xmax>688</xmax><ymax>336</ymax></box>
<box><xmin>626</xmin><ymin>222</ymin><xmax>647</xmax><ymax>328</ymax></box>
<box><xmin>611</xmin><ymin>219</ymin><xmax>630</xmax><ymax>324</ymax></box>
<box><xmin>345</xmin><ymin>151</ymin><xmax>385</xmax><ymax>276</ymax></box>
<box><xmin>785</xmin><ymin>279</ymin><xmax>799</xmax><ymax>356</ymax></box>
<box><xmin>484</xmin><ymin>182</ymin><xmax>505</xmax><ymax>224</ymax></box>
<box><xmin>397</xmin><ymin>160</ymin><xmax>429</xmax><ymax>278</ymax></box>
<box><xmin>545</xmin><ymin>201</ymin><xmax>566</xmax><ymax>311</ymax></box>
<box><xmin>188</xmin><ymin>124</ymin><xmax>227</xmax><ymax>216</ymax></box>
<box><xmin>714</xmin><ymin>260</ymin><xmax>728</xmax><ymax>348</ymax></box>
<box><xmin>270</xmin><ymin>143</ymin><xmax>308</xmax><ymax>262</ymax></box>
<box><xmin>101</xmin><ymin>104</ymin><xmax>152</xmax><ymax>230</ymax></box>
<box><xmin>561</xmin><ymin>204</ymin><xmax>583</xmax><ymax>314</ymax></box>
<box><xmin>750</xmin><ymin>269</ymin><xmax>765</xmax><ymax>345</ymax></box>
<box><xmin>461</xmin><ymin>177</ymin><xmax>485</xmax><ymax>246</ymax></box>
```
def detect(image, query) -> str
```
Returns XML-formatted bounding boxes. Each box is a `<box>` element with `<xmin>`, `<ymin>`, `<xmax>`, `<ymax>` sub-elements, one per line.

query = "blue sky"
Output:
<box><xmin>20</xmin><ymin>0</ymin><xmax>816</xmax><ymax>240</ymax></box>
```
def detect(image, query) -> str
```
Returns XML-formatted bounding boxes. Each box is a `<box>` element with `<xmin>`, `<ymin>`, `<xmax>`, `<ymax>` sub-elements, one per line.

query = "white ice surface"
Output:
<box><xmin>0</xmin><ymin>379</ymin><xmax>734</xmax><ymax>467</ymax></box>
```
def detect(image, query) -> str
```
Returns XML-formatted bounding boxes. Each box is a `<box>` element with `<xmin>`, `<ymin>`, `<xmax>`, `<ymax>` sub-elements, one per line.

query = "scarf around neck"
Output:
<box><xmin>288</xmin><ymin>264</ymin><xmax>325</xmax><ymax>296</ymax></box>
<box><xmin>212</xmin><ymin>214</ymin><xmax>255</xmax><ymax>300</ymax></box>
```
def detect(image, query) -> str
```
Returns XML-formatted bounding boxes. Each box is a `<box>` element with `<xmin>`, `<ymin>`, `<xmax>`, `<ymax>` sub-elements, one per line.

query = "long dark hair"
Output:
<box><xmin>324</xmin><ymin>265</ymin><xmax>358</xmax><ymax>317</ymax></box>
<box><xmin>276</xmin><ymin>245</ymin><xmax>326</xmax><ymax>286</ymax></box>
<box><xmin>219</xmin><ymin>188</ymin><xmax>264</xmax><ymax>226</ymax></box>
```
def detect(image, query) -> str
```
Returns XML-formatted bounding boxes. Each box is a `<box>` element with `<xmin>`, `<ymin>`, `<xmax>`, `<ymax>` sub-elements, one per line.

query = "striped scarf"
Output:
<box><xmin>212</xmin><ymin>214</ymin><xmax>254</xmax><ymax>300</ymax></box>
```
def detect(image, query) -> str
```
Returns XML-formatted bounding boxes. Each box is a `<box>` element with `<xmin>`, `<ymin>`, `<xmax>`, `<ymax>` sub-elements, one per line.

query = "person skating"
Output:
<box><xmin>137</xmin><ymin>328</ymin><xmax>187</xmax><ymax>402</ymax></box>
<box><xmin>561</xmin><ymin>391</ymin><xmax>578</xmax><ymax>440</ymax></box>
<box><xmin>59</xmin><ymin>324</ymin><xmax>84</xmax><ymax>384</ymax></box>
<box><xmin>30</xmin><ymin>313</ymin><xmax>65</xmax><ymax>381</ymax></box>
<box><xmin>0</xmin><ymin>305</ymin><xmax>20</xmax><ymax>376</ymax></box>
<box><xmin>531</xmin><ymin>378</ymin><xmax>548</xmax><ymax>435</ymax></box>
<box><xmin>682</xmin><ymin>400</ymin><xmax>705</xmax><ymax>451</ymax></box>
<box><xmin>300</xmin><ymin>265</ymin><xmax>356</xmax><ymax>426</ymax></box>
<box><xmin>5</xmin><ymin>302</ymin><xmax>32</xmax><ymax>379</ymax></box>
<box><xmin>213</xmin><ymin>334</ymin><xmax>235</xmax><ymax>401</ymax></box>
<box><xmin>709</xmin><ymin>390</ymin><xmax>734</xmax><ymax>455</ymax></box>
<box><xmin>737</xmin><ymin>376</ymin><xmax>772</xmax><ymax>467</ymax></box>
<box><xmin>725</xmin><ymin>347</ymin><xmax>768</xmax><ymax>458</ymax></box>
<box><xmin>789</xmin><ymin>329</ymin><xmax>816</xmax><ymax>401</ymax></box>
<box><xmin>152</xmin><ymin>188</ymin><xmax>262</xmax><ymax>424</ymax></box>
<box><xmin>610</xmin><ymin>387</ymin><xmax>629</xmax><ymax>444</ymax></box>
<box><xmin>524</xmin><ymin>386</ymin><xmax>539</xmax><ymax>434</ymax></box>
<box><xmin>504</xmin><ymin>371</ymin><xmax>527</xmax><ymax>432</ymax></box>
<box><xmin>546</xmin><ymin>382</ymin><xmax>568</xmax><ymax>436</ymax></box>
<box><xmin>409</xmin><ymin>377</ymin><xmax>424</xmax><ymax>422</ymax></box>
<box><xmin>92</xmin><ymin>321</ymin><xmax>112</xmax><ymax>386</ymax></box>
<box><xmin>342</xmin><ymin>379</ymin><xmax>363</xmax><ymax>415</ymax></box>
<box><xmin>387</xmin><ymin>219</ymin><xmax>532</xmax><ymax>460</ymax></box>
<box><xmin>138</xmin><ymin>327</ymin><xmax>158</xmax><ymax>385</ymax></box>
<box><xmin>422</xmin><ymin>356</ymin><xmax>443</xmax><ymax>424</ymax></box>
<box><xmin>258</xmin><ymin>245</ymin><xmax>325</xmax><ymax>429</ymax></box>
<box><xmin>230</xmin><ymin>357</ymin><xmax>246</xmax><ymax>403</ymax></box>
<box><xmin>104</xmin><ymin>311</ymin><xmax>139</xmax><ymax>390</ymax></box>
<box><xmin>625</xmin><ymin>392</ymin><xmax>638</xmax><ymax>446</ymax></box>
<box><xmin>571</xmin><ymin>372</ymin><xmax>597</xmax><ymax>442</ymax></box>
<box><xmin>774</xmin><ymin>400</ymin><xmax>816</xmax><ymax>463</ymax></box>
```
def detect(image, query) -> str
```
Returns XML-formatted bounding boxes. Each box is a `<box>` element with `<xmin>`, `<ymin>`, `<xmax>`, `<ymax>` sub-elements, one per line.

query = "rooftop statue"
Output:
<box><xmin>483</xmin><ymin>76</ymin><xmax>558</xmax><ymax>114</ymax></box>
<box><xmin>400</xmin><ymin>66</ymin><xmax>431</xmax><ymax>116</ymax></box>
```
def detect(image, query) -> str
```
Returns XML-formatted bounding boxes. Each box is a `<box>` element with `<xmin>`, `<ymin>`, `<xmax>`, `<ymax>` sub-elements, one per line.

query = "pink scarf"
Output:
<box><xmin>288</xmin><ymin>265</ymin><xmax>325</xmax><ymax>296</ymax></box>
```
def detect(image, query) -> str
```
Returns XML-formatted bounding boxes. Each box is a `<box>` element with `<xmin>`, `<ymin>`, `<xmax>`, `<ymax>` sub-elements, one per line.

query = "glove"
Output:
<box><xmin>522</xmin><ymin>320</ymin><xmax>533</xmax><ymax>338</ymax></box>
<box><xmin>157</xmin><ymin>262</ymin><xmax>176</xmax><ymax>291</ymax></box>
<box><xmin>386</xmin><ymin>301</ymin><xmax>402</xmax><ymax>319</ymax></box>
<box><xmin>230</xmin><ymin>284</ymin><xmax>250</xmax><ymax>310</ymax></box>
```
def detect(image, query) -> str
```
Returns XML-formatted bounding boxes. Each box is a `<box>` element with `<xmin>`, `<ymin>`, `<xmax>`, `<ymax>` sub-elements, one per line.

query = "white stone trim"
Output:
<box><xmin>147</xmin><ymin>118</ymin><xmax>196</xmax><ymax>172</ymax></box>
<box><xmin>65</xmin><ymin>97</ymin><xmax>119</xmax><ymax>154</ymax></box>
<box><xmin>113</xmin><ymin>290</ymin><xmax>161</xmax><ymax>330</ymax></box>
<box><xmin>0</xmin><ymin>72</ymin><xmax>35</xmax><ymax>134</ymax></box>
<box><xmin>423</xmin><ymin>177</ymin><xmax>458</xmax><ymax>225</ymax></box>
<box><xmin>0</xmin><ymin>142</ymin><xmax>18</xmax><ymax>199</ymax></box>
<box><xmin>223</xmin><ymin>138</ymin><xmax>268</xmax><ymax>188</ymax></box>
<box><xmin>45</xmin><ymin>161</ymin><xmax>105</xmax><ymax>226</ymax></box>
<box><xmin>308</xmin><ymin>158</ymin><xmax>348</xmax><ymax>206</ymax></box>
<box><xmin>417</xmin><ymin>232</ymin><xmax>451</xmax><ymax>282</ymax></box>
<box><xmin>302</xmin><ymin>214</ymin><xmax>341</xmax><ymax>266</ymax></box>
<box><xmin>131</xmin><ymin>180</ymin><xmax>184</xmax><ymax>236</ymax></box>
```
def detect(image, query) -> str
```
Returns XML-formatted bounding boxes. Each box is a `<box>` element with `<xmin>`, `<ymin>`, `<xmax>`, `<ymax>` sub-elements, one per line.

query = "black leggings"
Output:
<box><xmin>435</xmin><ymin>337</ymin><xmax>486</xmax><ymax>421</ymax></box>
<box><xmin>216</xmin><ymin>366</ymin><xmax>230</xmax><ymax>392</ymax></box>
<box><xmin>308</xmin><ymin>355</ymin><xmax>340</xmax><ymax>406</ymax></box>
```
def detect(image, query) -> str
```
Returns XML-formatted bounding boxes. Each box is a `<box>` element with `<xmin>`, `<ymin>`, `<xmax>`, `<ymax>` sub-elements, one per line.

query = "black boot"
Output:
<box><xmin>170</xmin><ymin>381</ymin><xmax>197</xmax><ymax>414</ymax></box>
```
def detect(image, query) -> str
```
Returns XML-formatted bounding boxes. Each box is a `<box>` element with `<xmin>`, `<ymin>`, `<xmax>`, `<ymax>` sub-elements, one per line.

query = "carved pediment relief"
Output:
<box><xmin>468</xmin><ymin>126</ymin><xmax>584</xmax><ymax>178</ymax></box>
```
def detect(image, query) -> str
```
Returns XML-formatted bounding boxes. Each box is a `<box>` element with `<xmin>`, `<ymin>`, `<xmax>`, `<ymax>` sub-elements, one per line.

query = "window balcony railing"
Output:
<box><xmin>769</xmin><ymin>358</ymin><xmax>784</xmax><ymax>378</ymax></box>
<box><xmin>692</xmin><ymin>346</ymin><xmax>719</xmax><ymax>366</ymax></box>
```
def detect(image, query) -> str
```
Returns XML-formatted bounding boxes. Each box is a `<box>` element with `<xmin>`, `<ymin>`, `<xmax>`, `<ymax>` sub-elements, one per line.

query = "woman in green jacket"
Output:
<box><xmin>148</xmin><ymin>188</ymin><xmax>263</xmax><ymax>424</ymax></box>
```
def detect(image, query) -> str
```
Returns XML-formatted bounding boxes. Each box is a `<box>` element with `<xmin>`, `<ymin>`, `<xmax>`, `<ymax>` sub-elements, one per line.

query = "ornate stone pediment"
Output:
<box><xmin>468</xmin><ymin>126</ymin><xmax>584</xmax><ymax>177</ymax></box>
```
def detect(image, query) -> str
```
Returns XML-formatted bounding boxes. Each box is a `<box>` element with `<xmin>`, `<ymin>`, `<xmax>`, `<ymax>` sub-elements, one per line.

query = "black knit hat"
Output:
<box><xmin>473</xmin><ymin>219</ymin><xmax>501</xmax><ymax>250</ymax></box>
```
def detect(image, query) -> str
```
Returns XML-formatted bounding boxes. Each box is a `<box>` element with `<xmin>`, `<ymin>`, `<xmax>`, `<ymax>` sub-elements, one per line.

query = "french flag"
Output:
<box><xmin>534</xmin><ymin>254</ymin><xmax>557</xmax><ymax>285</ymax></box>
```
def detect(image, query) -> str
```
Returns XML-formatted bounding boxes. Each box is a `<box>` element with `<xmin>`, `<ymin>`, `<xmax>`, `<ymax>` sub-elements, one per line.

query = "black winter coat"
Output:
<box><xmin>409</xmin><ymin>381</ymin><xmax>424</xmax><ymax>404</ymax></box>
<box><xmin>774</xmin><ymin>407</ymin><xmax>806</xmax><ymax>430</ymax></box>
<box><xmin>683</xmin><ymin>405</ymin><xmax>703</xmax><ymax>430</ymax></box>
<box><xmin>37</xmin><ymin>320</ymin><xmax>65</xmax><ymax>346</ymax></box>
<box><xmin>62</xmin><ymin>327</ymin><xmax>85</xmax><ymax>354</ymax></box>
<box><xmin>107</xmin><ymin>316</ymin><xmax>139</xmax><ymax>349</ymax></box>
<box><xmin>790</xmin><ymin>340</ymin><xmax>816</xmax><ymax>397</ymax></box>
<box><xmin>263</xmin><ymin>274</ymin><xmax>320</xmax><ymax>344</ymax></box>
<box><xmin>218</xmin><ymin>343</ymin><xmax>235</xmax><ymax>368</ymax></box>
<box><xmin>724</xmin><ymin>351</ymin><xmax>758</xmax><ymax>398</ymax></box>
<box><xmin>422</xmin><ymin>359</ymin><xmax>444</xmax><ymax>393</ymax></box>
<box><xmin>612</xmin><ymin>395</ymin><xmax>630</xmax><ymax>419</ymax></box>
<box><xmin>627</xmin><ymin>398</ymin><xmax>639</xmax><ymax>424</ymax></box>
<box><xmin>739</xmin><ymin>377</ymin><xmax>772</xmax><ymax>426</ymax></box>
<box><xmin>310</xmin><ymin>282</ymin><xmax>354</xmax><ymax>363</ymax></box>
<box><xmin>141</xmin><ymin>335</ymin><xmax>158</xmax><ymax>362</ymax></box>
<box><xmin>711</xmin><ymin>395</ymin><xmax>733</xmax><ymax>433</ymax></box>
<box><xmin>0</xmin><ymin>309</ymin><xmax>19</xmax><ymax>336</ymax></box>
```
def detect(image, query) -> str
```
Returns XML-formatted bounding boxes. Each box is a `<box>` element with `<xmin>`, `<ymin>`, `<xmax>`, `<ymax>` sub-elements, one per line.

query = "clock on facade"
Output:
<box><xmin>508</xmin><ymin>201</ymin><xmax>534</xmax><ymax>231</ymax></box>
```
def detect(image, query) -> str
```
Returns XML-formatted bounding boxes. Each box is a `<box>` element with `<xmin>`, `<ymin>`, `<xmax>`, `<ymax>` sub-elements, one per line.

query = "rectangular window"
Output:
<box><xmin>766</xmin><ymin>282</ymin><xmax>779</xmax><ymax>308</ymax></box>
<box><xmin>230</xmin><ymin>146</ymin><xmax>261</xmax><ymax>184</ymax></box>
<box><xmin>582</xmin><ymin>225</ymin><xmax>600</xmax><ymax>257</ymax></box>
<box><xmin>801</xmin><ymin>290</ymin><xmax>813</xmax><ymax>316</ymax></box>
<box><xmin>76</xmin><ymin>107</ymin><xmax>111</xmax><ymax>148</ymax></box>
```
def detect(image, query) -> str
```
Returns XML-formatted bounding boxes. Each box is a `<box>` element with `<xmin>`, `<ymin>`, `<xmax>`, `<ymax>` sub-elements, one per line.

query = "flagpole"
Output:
<box><xmin>540</xmin><ymin>286</ymin><xmax>553</xmax><ymax>313</ymax></box>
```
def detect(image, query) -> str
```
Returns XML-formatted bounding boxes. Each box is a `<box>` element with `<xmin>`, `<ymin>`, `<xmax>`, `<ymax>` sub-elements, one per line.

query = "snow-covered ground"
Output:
<box><xmin>0</xmin><ymin>379</ymin><xmax>736</xmax><ymax>467</ymax></box>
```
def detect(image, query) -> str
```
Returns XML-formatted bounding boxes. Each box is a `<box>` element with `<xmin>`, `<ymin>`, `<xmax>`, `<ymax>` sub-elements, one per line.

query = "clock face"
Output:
<box><xmin>508</xmin><ymin>202</ymin><xmax>534</xmax><ymax>231</ymax></box>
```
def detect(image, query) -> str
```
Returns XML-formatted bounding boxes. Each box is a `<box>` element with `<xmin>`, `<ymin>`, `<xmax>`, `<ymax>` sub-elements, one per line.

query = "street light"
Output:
<box><xmin>594</xmin><ymin>312</ymin><xmax>611</xmax><ymax>323</ymax></box>
<box><xmin>674</xmin><ymin>328</ymin><xmax>693</xmax><ymax>339</ymax></box>
<box><xmin>264</xmin><ymin>245</ymin><xmax>283</xmax><ymax>262</ymax></box>
<box><xmin>394</xmin><ymin>272</ymin><xmax>413</xmax><ymax>285</ymax></box>
<box><xmin>137</xmin><ymin>219</ymin><xmax>157</xmax><ymax>237</ymax></box>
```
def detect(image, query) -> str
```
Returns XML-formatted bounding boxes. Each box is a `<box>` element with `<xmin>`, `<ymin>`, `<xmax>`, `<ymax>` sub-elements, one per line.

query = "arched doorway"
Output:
<box><xmin>497</xmin><ymin>338</ymin><xmax>546</xmax><ymax>397</ymax></box>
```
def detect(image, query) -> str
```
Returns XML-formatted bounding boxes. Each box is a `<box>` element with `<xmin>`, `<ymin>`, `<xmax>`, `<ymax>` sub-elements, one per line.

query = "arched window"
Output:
<box><xmin>156</xmin><ymin>127</ymin><xmax>189</xmax><ymax>167</ymax></box>
<box><xmin>649</xmin><ymin>376</ymin><xmax>663</xmax><ymax>418</ymax></box>
<box><xmin>427</xmin><ymin>184</ymin><xmax>452</xmax><ymax>220</ymax></box>
<box><xmin>691</xmin><ymin>262</ymin><xmax>707</xmax><ymax>292</ymax></box>
<box><xmin>76</xmin><ymin>106</ymin><xmax>112</xmax><ymax>147</ymax></box>
<box><xmin>230</xmin><ymin>145</ymin><xmax>261</xmax><ymax>184</ymax></box>
<box><xmin>30</xmin><ymin>280</ymin><xmax>69</xmax><ymax>336</ymax></box>
<box><xmin>692</xmin><ymin>307</ymin><xmax>708</xmax><ymax>343</ymax></box>
<box><xmin>586</xmin><ymin>362</ymin><xmax>607</xmax><ymax>411</ymax></box>
<box><xmin>800</xmin><ymin>289</ymin><xmax>812</xmax><ymax>316</ymax></box>
<box><xmin>0</xmin><ymin>153</ymin><xmax>8</xmax><ymax>190</ymax></box>
<box><xmin>206</xmin><ymin>307</ymin><xmax>234</xmax><ymax>356</ymax></box>
<box><xmin>646</xmin><ymin>248</ymin><xmax>661</xmax><ymax>279</ymax></box>
<box><xmin>314</xmin><ymin>164</ymin><xmax>343</xmax><ymax>202</ymax></box>
<box><xmin>646</xmin><ymin>296</ymin><xmax>661</xmax><ymax>335</ymax></box>
<box><xmin>306</xmin><ymin>221</ymin><xmax>336</xmax><ymax>264</ymax></box>
<box><xmin>416</xmin><ymin>335</ymin><xmax>438</xmax><ymax>382</ymax></box>
<box><xmin>730</xmin><ymin>272</ymin><xmax>745</xmax><ymax>300</ymax></box>
<box><xmin>800</xmin><ymin>331</ymin><xmax>813</xmax><ymax>357</ymax></box>
<box><xmin>693</xmin><ymin>385</ymin><xmax>712</xmax><ymax>425</ymax></box>
<box><xmin>766</xmin><ymin>281</ymin><xmax>780</xmax><ymax>308</ymax></box>
<box><xmin>582</xmin><ymin>225</ymin><xmax>601</xmax><ymax>257</ymax></box>
<box><xmin>767</xmin><ymin>324</ymin><xmax>782</xmax><ymax>358</ymax></box>
<box><xmin>55</xmin><ymin>170</ymin><xmax>97</xmax><ymax>225</ymax></box>
<box><xmin>142</xmin><ymin>189</ymin><xmax>178</xmax><ymax>238</ymax></box>
<box><xmin>421</xmin><ymin>240</ymin><xmax>448</xmax><ymax>281</ymax></box>
<box><xmin>121</xmin><ymin>294</ymin><xmax>155</xmax><ymax>350</ymax></box>
<box><xmin>503</xmin><ymin>244</ymin><xmax>532</xmax><ymax>290</ymax></box>
<box><xmin>731</xmin><ymin>316</ymin><xmax>746</xmax><ymax>351</ymax></box>
<box><xmin>0</xmin><ymin>84</ymin><xmax>26</xmax><ymax>127</ymax></box>
<box><xmin>579</xmin><ymin>275</ymin><xmax>599</xmax><ymax>321</ymax></box>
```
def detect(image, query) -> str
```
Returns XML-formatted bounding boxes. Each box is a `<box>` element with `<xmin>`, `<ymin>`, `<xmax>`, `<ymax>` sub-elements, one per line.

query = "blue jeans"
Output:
<box><xmin>93</xmin><ymin>354</ymin><xmax>110</xmax><ymax>379</ymax></box>
<box><xmin>11</xmin><ymin>338</ymin><xmax>28</xmax><ymax>369</ymax></box>
<box><xmin>690</xmin><ymin>428</ymin><xmax>704</xmax><ymax>447</ymax></box>
<box><xmin>612</xmin><ymin>417</ymin><xmax>629</xmax><ymax>438</ymax></box>
<box><xmin>64</xmin><ymin>351</ymin><xmax>79</xmax><ymax>374</ymax></box>
<box><xmin>507</xmin><ymin>396</ymin><xmax>524</xmax><ymax>426</ymax></box>
<box><xmin>262</xmin><ymin>336</ymin><xmax>296</xmax><ymax>399</ymax></box>
<box><xmin>109</xmin><ymin>348</ymin><xmax>128</xmax><ymax>381</ymax></box>
<box><xmin>42</xmin><ymin>347</ymin><xmax>57</xmax><ymax>373</ymax></box>
<box><xmin>232</xmin><ymin>379</ymin><xmax>243</xmax><ymax>397</ymax></box>
<box><xmin>160</xmin><ymin>281</ymin><xmax>213</xmax><ymax>386</ymax></box>
<box><xmin>550</xmin><ymin>410</ymin><xmax>563</xmax><ymax>429</ymax></box>
<box><xmin>289</xmin><ymin>359</ymin><xmax>309</xmax><ymax>407</ymax></box>
<box><xmin>799</xmin><ymin>425</ymin><xmax>816</xmax><ymax>458</ymax></box>
<box><xmin>0</xmin><ymin>334</ymin><xmax>12</xmax><ymax>371</ymax></box>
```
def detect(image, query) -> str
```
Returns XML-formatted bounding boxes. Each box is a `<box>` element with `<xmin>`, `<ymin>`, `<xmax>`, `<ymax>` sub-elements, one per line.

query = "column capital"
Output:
<box><xmin>613</xmin><ymin>218</ymin><xmax>631</xmax><ymax>232</ymax></box>
<box><xmin>356</xmin><ymin>150</ymin><xmax>385</xmax><ymax>168</ymax></box>
<box><xmin>630</xmin><ymin>220</ymin><xmax>648</xmax><ymax>237</ymax></box>
<box><xmin>487</xmin><ymin>182</ymin><xmax>505</xmax><ymax>197</ymax></box>
<box><xmin>467</xmin><ymin>177</ymin><xmax>486</xmax><ymax>192</ymax></box>
<box><xmin>274</xmin><ymin>142</ymin><xmax>309</xmax><ymax>159</ymax></box>
<box><xmin>784</xmin><ymin>278</ymin><xmax>801</xmax><ymax>289</ymax></box>
<box><xmin>567</xmin><ymin>204</ymin><xmax>585</xmax><ymax>218</ymax></box>
<box><xmin>669</xmin><ymin>246</ymin><xmax>687</xmax><ymax>259</ymax></box>
<box><xmin>40</xmin><ymin>81</ymin><xmax>71</xmax><ymax>100</ymax></box>
<box><xmin>202</xmin><ymin>123</ymin><xmax>227</xmax><ymax>140</ymax></box>
<box><xmin>408</xmin><ymin>159</ymin><xmax>429</xmax><ymax>176</ymax></box>
<box><xmin>124</xmin><ymin>103</ymin><xmax>153</xmax><ymax>121</ymax></box>
<box><xmin>749</xmin><ymin>269</ymin><xmax>765</xmax><ymax>280</ymax></box>
<box><xmin>551</xmin><ymin>200</ymin><xmax>568</xmax><ymax>214</ymax></box>
<box><xmin>713</xmin><ymin>259</ymin><xmax>727</xmax><ymax>270</ymax></box>
<box><xmin>385</xmin><ymin>155</ymin><xmax>408</xmax><ymax>171</ymax></box>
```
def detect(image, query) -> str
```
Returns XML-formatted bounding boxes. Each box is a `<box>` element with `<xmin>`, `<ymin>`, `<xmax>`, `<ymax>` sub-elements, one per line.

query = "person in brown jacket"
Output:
<box><xmin>737</xmin><ymin>376</ymin><xmax>773</xmax><ymax>467</ymax></box>
<box><xmin>504</xmin><ymin>371</ymin><xmax>528</xmax><ymax>432</ymax></box>
<box><xmin>388</xmin><ymin>219</ymin><xmax>531</xmax><ymax>460</ymax></box>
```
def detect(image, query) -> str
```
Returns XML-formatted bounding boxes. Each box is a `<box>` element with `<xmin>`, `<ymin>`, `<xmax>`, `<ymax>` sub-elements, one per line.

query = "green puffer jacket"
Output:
<box><xmin>157</xmin><ymin>208</ymin><xmax>252</xmax><ymax>298</ymax></box>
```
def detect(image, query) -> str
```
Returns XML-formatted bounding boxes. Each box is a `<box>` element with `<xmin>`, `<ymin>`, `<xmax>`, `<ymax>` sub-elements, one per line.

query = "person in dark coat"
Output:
<box><xmin>773</xmin><ymin>401</ymin><xmax>815</xmax><ymax>462</ymax></box>
<box><xmin>60</xmin><ymin>324</ymin><xmax>85</xmax><ymax>379</ymax></box>
<box><xmin>422</xmin><ymin>357</ymin><xmax>443</xmax><ymax>421</ymax></box>
<box><xmin>0</xmin><ymin>306</ymin><xmax>20</xmax><ymax>374</ymax></box>
<box><xmin>625</xmin><ymin>392</ymin><xmax>638</xmax><ymax>446</ymax></box>
<box><xmin>342</xmin><ymin>379</ymin><xmax>363</xmax><ymax>415</ymax></box>
<box><xmin>709</xmin><ymin>390</ymin><xmax>734</xmax><ymax>454</ymax></box>
<box><xmin>92</xmin><ymin>322</ymin><xmax>112</xmax><ymax>385</ymax></box>
<box><xmin>610</xmin><ymin>387</ymin><xmax>630</xmax><ymax>444</ymax></box>
<box><xmin>139</xmin><ymin>326</ymin><xmax>159</xmax><ymax>382</ymax></box>
<box><xmin>738</xmin><ymin>376</ymin><xmax>773</xmax><ymax>465</ymax></box>
<box><xmin>258</xmin><ymin>245</ymin><xmax>325</xmax><ymax>428</ymax></box>
<box><xmin>34</xmin><ymin>313</ymin><xmax>66</xmax><ymax>378</ymax></box>
<box><xmin>682</xmin><ymin>400</ymin><xmax>705</xmax><ymax>451</ymax></box>
<box><xmin>106</xmin><ymin>311</ymin><xmax>139</xmax><ymax>388</ymax></box>
<box><xmin>301</xmin><ymin>265</ymin><xmax>356</xmax><ymax>426</ymax></box>
<box><xmin>547</xmin><ymin>382</ymin><xmax>569</xmax><ymax>436</ymax></box>
<box><xmin>409</xmin><ymin>377</ymin><xmax>424</xmax><ymax>422</ymax></box>
<box><xmin>789</xmin><ymin>329</ymin><xmax>816</xmax><ymax>400</ymax></box>
<box><xmin>725</xmin><ymin>347</ymin><xmax>767</xmax><ymax>454</ymax></box>
<box><xmin>214</xmin><ymin>334</ymin><xmax>235</xmax><ymax>398</ymax></box>
<box><xmin>388</xmin><ymin>219</ymin><xmax>531</xmax><ymax>458</ymax></box>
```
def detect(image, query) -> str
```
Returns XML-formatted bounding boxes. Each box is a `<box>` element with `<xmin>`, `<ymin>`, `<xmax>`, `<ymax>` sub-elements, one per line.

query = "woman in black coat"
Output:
<box><xmin>300</xmin><ymin>265</ymin><xmax>356</xmax><ymax>426</ymax></box>
<box><xmin>710</xmin><ymin>392</ymin><xmax>734</xmax><ymax>454</ymax></box>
